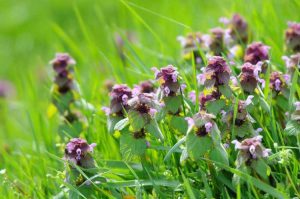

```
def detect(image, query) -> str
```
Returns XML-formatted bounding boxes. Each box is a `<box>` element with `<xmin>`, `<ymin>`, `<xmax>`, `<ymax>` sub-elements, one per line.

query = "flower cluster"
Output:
<box><xmin>285</xmin><ymin>21</ymin><xmax>300</xmax><ymax>53</ymax></box>
<box><xmin>269</xmin><ymin>72</ymin><xmax>286</xmax><ymax>93</ymax></box>
<box><xmin>203</xmin><ymin>56</ymin><xmax>231</xmax><ymax>88</ymax></box>
<box><xmin>186</xmin><ymin>112</ymin><xmax>215</xmax><ymax>137</ymax></box>
<box><xmin>106</xmin><ymin>84</ymin><xmax>132</xmax><ymax>117</ymax></box>
<box><xmin>128</xmin><ymin>93</ymin><xmax>160</xmax><ymax>120</ymax></box>
<box><xmin>153</xmin><ymin>65</ymin><xmax>180</xmax><ymax>97</ymax></box>
<box><xmin>64</xmin><ymin>138</ymin><xmax>96</xmax><ymax>167</ymax></box>
<box><xmin>239</xmin><ymin>62</ymin><xmax>264</xmax><ymax>93</ymax></box>
<box><xmin>232</xmin><ymin>135</ymin><xmax>271</xmax><ymax>166</ymax></box>
<box><xmin>209</xmin><ymin>28</ymin><xmax>225</xmax><ymax>56</ymax></box>
<box><xmin>132</xmin><ymin>80</ymin><xmax>155</xmax><ymax>96</ymax></box>
<box><xmin>50</xmin><ymin>53</ymin><xmax>76</xmax><ymax>94</ymax></box>
<box><xmin>50</xmin><ymin>53</ymin><xmax>87</xmax><ymax>131</ymax></box>
<box><xmin>244</xmin><ymin>42</ymin><xmax>270</xmax><ymax>67</ymax></box>
<box><xmin>227</xmin><ymin>14</ymin><xmax>248</xmax><ymax>44</ymax></box>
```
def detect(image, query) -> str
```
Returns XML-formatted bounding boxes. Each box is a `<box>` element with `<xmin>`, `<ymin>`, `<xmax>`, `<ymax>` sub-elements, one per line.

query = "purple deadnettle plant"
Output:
<box><xmin>285</xmin><ymin>21</ymin><xmax>300</xmax><ymax>53</ymax></box>
<box><xmin>177</xmin><ymin>32</ymin><xmax>208</xmax><ymax>66</ymax></box>
<box><xmin>282</xmin><ymin>53</ymin><xmax>300</xmax><ymax>84</ymax></box>
<box><xmin>244</xmin><ymin>42</ymin><xmax>270</xmax><ymax>73</ymax></box>
<box><xmin>153</xmin><ymin>65</ymin><xmax>182</xmax><ymax>114</ymax></box>
<box><xmin>209</xmin><ymin>28</ymin><xmax>225</xmax><ymax>56</ymax></box>
<box><xmin>232</xmin><ymin>136</ymin><xmax>271</xmax><ymax>167</ymax></box>
<box><xmin>239</xmin><ymin>62</ymin><xmax>265</xmax><ymax>93</ymax></box>
<box><xmin>203</xmin><ymin>56</ymin><xmax>231</xmax><ymax>88</ymax></box>
<box><xmin>228</xmin><ymin>14</ymin><xmax>248</xmax><ymax>44</ymax></box>
<box><xmin>107</xmin><ymin>84</ymin><xmax>132</xmax><ymax>117</ymax></box>
<box><xmin>222</xmin><ymin>96</ymin><xmax>255</xmax><ymax>138</ymax></box>
<box><xmin>132</xmin><ymin>80</ymin><xmax>156</xmax><ymax>96</ymax></box>
<box><xmin>269</xmin><ymin>72</ymin><xmax>287</xmax><ymax>93</ymax></box>
<box><xmin>64</xmin><ymin>138</ymin><xmax>96</xmax><ymax>185</ymax></box>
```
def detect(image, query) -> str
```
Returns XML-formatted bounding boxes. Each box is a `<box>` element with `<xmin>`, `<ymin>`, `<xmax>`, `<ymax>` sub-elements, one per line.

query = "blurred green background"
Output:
<box><xmin>0</xmin><ymin>0</ymin><xmax>299</xmax><ymax>197</ymax></box>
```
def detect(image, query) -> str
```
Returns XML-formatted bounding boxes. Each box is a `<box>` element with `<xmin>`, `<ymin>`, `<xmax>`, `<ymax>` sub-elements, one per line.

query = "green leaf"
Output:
<box><xmin>114</xmin><ymin>118</ymin><xmax>129</xmax><ymax>131</ymax></box>
<box><xmin>120</xmin><ymin>132</ymin><xmax>147</xmax><ymax>160</ymax></box>
<box><xmin>209</xmin><ymin>145</ymin><xmax>229</xmax><ymax>166</ymax></box>
<box><xmin>284</xmin><ymin>120</ymin><xmax>300</xmax><ymax>136</ymax></box>
<box><xmin>206</xmin><ymin>99</ymin><xmax>226</xmax><ymax>115</ymax></box>
<box><xmin>219</xmin><ymin>85</ymin><xmax>232</xmax><ymax>98</ymax></box>
<box><xmin>259</xmin><ymin>97</ymin><xmax>270</xmax><ymax>113</ymax></box>
<box><xmin>251</xmin><ymin>159</ymin><xmax>270</xmax><ymax>180</ymax></box>
<box><xmin>186</xmin><ymin>133</ymin><xmax>212</xmax><ymax>160</ymax></box>
<box><xmin>164</xmin><ymin>95</ymin><xmax>181</xmax><ymax>114</ymax></box>
<box><xmin>169</xmin><ymin>115</ymin><xmax>188</xmax><ymax>134</ymax></box>
<box><xmin>128</xmin><ymin>110</ymin><xmax>146</xmax><ymax>131</ymax></box>
<box><xmin>145</xmin><ymin>120</ymin><xmax>164</xmax><ymax>141</ymax></box>
<box><xmin>234</xmin><ymin>120</ymin><xmax>255</xmax><ymax>138</ymax></box>
<box><xmin>107</xmin><ymin>115</ymin><xmax>123</xmax><ymax>134</ymax></box>
<box><xmin>164</xmin><ymin>136</ymin><xmax>186</xmax><ymax>162</ymax></box>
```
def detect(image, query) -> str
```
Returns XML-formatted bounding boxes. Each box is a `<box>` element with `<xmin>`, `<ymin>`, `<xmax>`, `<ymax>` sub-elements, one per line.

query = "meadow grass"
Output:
<box><xmin>0</xmin><ymin>0</ymin><xmax>300</xmax><ymax>198</ymax></box>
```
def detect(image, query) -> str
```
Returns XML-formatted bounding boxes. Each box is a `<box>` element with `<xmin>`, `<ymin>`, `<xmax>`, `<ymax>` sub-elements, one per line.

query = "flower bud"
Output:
<box><xmin>244</xmin><ymin>42</ymin><xmax>270</xmax><ymax>65</ymax></box>
<box><xmin>109</xmin><ymin>84</ymin><xmax>132</xmax><ymax>116</ymax></box>
<box><xmin>285</xmin><ymin>21</ymin><xmax>300</xmax><ymax>53</ymax></box>
<box><xmin>204</xmin><ymin>56</ymin><xmax>231</xmax><ymax>88</ymax></box>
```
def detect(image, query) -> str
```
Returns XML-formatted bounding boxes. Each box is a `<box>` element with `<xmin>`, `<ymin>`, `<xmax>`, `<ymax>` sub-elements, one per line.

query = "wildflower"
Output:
<box><xmin>177</xmin><ymin>32</ymin><xmax>207</xmax><ymax>66</ymax></box>
<box><xmin>203</xmin><ymin>56</ymin><xmax>231</xmax><ymax>88</ymax></box>
<box><xmin>132</xmin><ymin>80</ymin><xmax>155</xmax><ymax>96</ymax></box>
<box><xmin>285</xmin><ymin>21</ymin><xmax>300</xmax><ymax>52</ymax></box>
<box><xmin>109</xmin><ymin>84</ymin><xmax>132</xmax><ymax>116</ymax></box>
<box><xmin>244</xmin><ymin>42</ymin><xmax>270</xmax><ymax>66</ymax></box>
<box><xmin>50</xmin><ymin>53</ymin><xmax>76</xmax><ymax>95</ymax></box>
<box><xmin>209</xmin><ymin>28</ymin><xmax>225</xmax><ymax>55</ymax></box>
<box><xmin>127</xmin><ymin>93</ymin><xmax>159</xmax><ymax>119</ymax></box>
<box><xmin>282</xmin><ymin>53</ymin><xmax>300</xmax><ymax>76</ymax></box>
<box><xmin>228</xmin><ymin>14</ymin><xmax>248</xmax><ymax>44</ymax></box>
<box><xmin>188</xmin><ymin>91</ymin><xmax>196</xmax><ymax>103</ymax></box>
<box><xmin>186</xmin><ymin>112</ymin><xmax>215</xmax><ymax>136</ymax></box>
<box><xmin>269</xmin><ymin>72</ymin><xmax>286</xmax><ymax>92</ymax></box>
<box><xmin>64</xmin><ymin>138</ymin><xmax>96</xmax><ymax>168</ymax></box>
<box><xmin>239</xmin><ymin>62</ymin><xmax>263</xmax><ymax>93</ymax></box>
<box><xmin>232</xmin><ymin>135</ymin><xmax>271</xmax><ymax>165</ymax></box>
<box><xmin>50</xmin><ymin>53</ymin><xmax>76</xmax><ymax>74</ymax></box>
<box><xmin>153</xmin><ymin>65</ymin><xmax>180</xmax><ymax>97</ymax></box>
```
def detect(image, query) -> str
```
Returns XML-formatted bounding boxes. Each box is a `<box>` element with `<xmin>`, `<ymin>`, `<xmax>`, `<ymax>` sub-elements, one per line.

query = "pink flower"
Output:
<box><xmin>232</xmin><ymin>135</ymin><xmax>271</xmax><ymax>161</ymax></box>
<box><xmin>285</xmin><ymin>21</ymin><xmax>300</xmax><ymax>52</ymax></box>
<box><xmin>244</xmin><ymin>42</ymin><xmax>270</xmax><ymax>65</ymax></box>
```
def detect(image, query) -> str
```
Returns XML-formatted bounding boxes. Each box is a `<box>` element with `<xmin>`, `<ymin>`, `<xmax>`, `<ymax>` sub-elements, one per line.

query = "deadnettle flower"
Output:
<box><xmin>153</xmin><ymin>65</ymin><xmax>180</xmax><ymax>97</ymax></box>
<box><xmin>244</xmin><ymin>42</ymin><xmax>270</xmax><ymax>66</ymax></box>
<box><xmin>0</xmin><ymin>80</ymin><xmax>15</xmax><ymax>98</ymax></box>
<box><xmin>108</xmin><ymin>84</ymin><xmax>132</xmax><ymax>116</ymax></box>
<box><xmin>209</xmin><ymin>28</ymin><xmax>225</xmax><ymax>56</ymax></box>
<box><xmin>203</xmin><ymin>56</ymin><xmax>231</xmax><ymax>88</ymax></box>
<box><xmin>282</xmin><ymin>53</ymin><xmax>300</xmax><ymax>74</ymax></box>
<box><xmin>229</xmin><ymin>14</ymin><xmax>248</xmax><ymax>44</ymax></box>
<box><xmin>50</xmin><ymin>53</ymin><xmax>76</xmax><ymax>95</ymax></box>
<box><xmin>285</xmin><ymin>22</ymin><xmax>300</xmax><ymax>52</ymax></box>
<box><xmin>269</xmin><ymin>72</ymin><xmax>286</xmax><ymax>92</ymax></box>
<box><xmin>222</xmin><ymin>95</ymin><xmax>253</xmax><ymax>127</ymax></box>
<box><xmin>186</xmin><ymin>112</ymin><xmax>215</xmax><ymax>137</ymax></box>
<box><xmin>232</xmin><ymin>135</ymin><xmax>271</xmax><ymax>165</ymax></box>
<box><xmin>50</xmin><ymin>53</ymin><xmax>76</xmax><ymax>74</ymax></box>
<box><xmin>132</xmin><ymin>80</ymin><xmax>155</xmax><ymax>96</ymax></box>
<box><xmin>64</xmin><ymin>138</ymin><xmax>96</xmax><ymax>168</ymax></box>
<box><xmin>127</xmin><ymin>93</ymin><xmax>159</xmax><ymax>119</ymax></box>
<box><xmin>239</xmin><ymin>62</ymin><xmax>259</xmax><ymax>93</ymax></box>
<box><xmin>177</xmin><ymin>32</ymin><xmax>207</xmax><ymax>65</ymax></box>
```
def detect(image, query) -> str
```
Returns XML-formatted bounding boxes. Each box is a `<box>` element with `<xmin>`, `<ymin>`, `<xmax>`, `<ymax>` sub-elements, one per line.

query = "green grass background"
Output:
<box><xmin>0</xmin><ymin>0</ymin><xmax>300</xmax><ymax>197</ymax></box>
